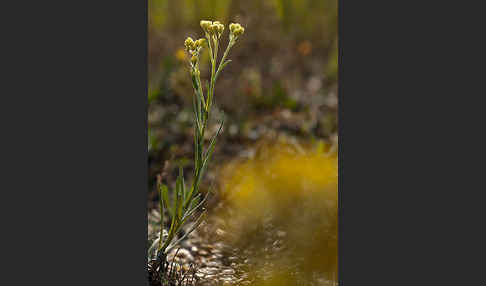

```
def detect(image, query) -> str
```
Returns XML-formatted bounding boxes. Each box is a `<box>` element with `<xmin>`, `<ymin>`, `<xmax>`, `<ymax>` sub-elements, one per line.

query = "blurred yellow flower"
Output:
<box><xmin>175</xmin><ymin>48</ymin><xmax>187</xmax><ymax>61</ymax></box>
<box><xmin>221</xmin><ymin>142</ymin><xmax>337</xmax><ymax>210</ymax></box>
<box><xmin>217</xmin><ymin>141</ymin><xmax>338</xmax><ymax>282</ymax></box>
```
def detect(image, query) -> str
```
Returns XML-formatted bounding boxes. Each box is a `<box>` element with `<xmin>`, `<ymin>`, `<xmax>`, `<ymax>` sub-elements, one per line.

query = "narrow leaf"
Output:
<box><xmin>158</xmin><ymin>185</ymin><xmax>166</xmax><ymax>222</ymax></box>
<box><xmin>179</xmin><ymin>167</ymin><xmax>186</xmax><ymax>208</ymax></box>
<box><xmin>215</xmin><ymin>60</ymin><xmax>232</xmax><ymax>81</ymax></box>
<box><xmin>183</xmin><ymin>190</ymin><xmax>211</xmax><ymax>221</ymax></box>
<box><xmin>161</xmin><ymin>184</ymin><xmax>171</xmax><ymax>219</ymax></box>
<box><xmin>166</xmin><ymin>210</ymin><xmax>207</xmax><ymax>253</ymax></box>
<box><xmin>175</xmin><ymin>174</ymin><xmax>183</xmax><ymax>221</ymax></box>
<box><xmin>199</xmin><ymin>117</ymin><xmax>224</xmax><ymax>181</ymax></box>
<box><xmin>172</xmin><ymin>183</ymin><xmax>178</xmax><ymax>220</ymax></box>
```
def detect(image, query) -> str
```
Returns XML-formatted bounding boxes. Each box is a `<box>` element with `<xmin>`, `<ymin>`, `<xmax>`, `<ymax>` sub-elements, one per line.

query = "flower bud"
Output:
<box><xmin>229</xmin><ymin>23</ymin><xmax>245</xmax><ymax>37</ymax></box>
<box><xmin>217</xmin><ymin>23</ymin><xmax>224</xmax><ymax>35</ymax></box>
<box><xmin>234</xmin><ymin>26</ymin><xmax>245</xmax><ymax>36</ymax></box>
<box><xmin>184</xmin><ymin>37</ymin><xmax>195</xmax><ymax>51</ymax></box>
<box><xmin>195</xmin><ymin>38</ymin><xmax>206</xmax><ymax>48</ymax></box>
<box><xmin>200</xmin><ymin>20</ymin><xmax>212</xmax><ymax>32</ymax></box>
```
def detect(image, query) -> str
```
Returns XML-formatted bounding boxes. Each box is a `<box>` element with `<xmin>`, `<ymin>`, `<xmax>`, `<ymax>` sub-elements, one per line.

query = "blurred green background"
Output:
<box><xmin>148</xmin><ymin>0</ymin><xmax>338</xmax><ymax>207</ymax></box>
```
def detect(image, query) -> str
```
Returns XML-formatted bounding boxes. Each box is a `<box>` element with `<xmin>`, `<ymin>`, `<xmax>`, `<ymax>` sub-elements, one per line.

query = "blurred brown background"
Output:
<box><xmin>148</xmin><ymin>0</ymin><xmax>338</xmax><ymax>207</ymax></box>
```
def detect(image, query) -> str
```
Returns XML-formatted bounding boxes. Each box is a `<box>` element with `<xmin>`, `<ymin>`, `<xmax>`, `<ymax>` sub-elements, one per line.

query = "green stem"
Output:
<box><xmin>215</xmin><ymin>40</ymin><xmax>234</xmax><ymax>81</ymax></box>
<box><xmin>207</xmin><ymin>36</ymin><xmax>218</xmax><ymax>111</ymax></box>
<box><xmin>185</xmin><ymin>113</ymin><xmax>207</xmax><ymax>211</ymax></box>
<box><xmin>159</xmin><ymin>206</ymin><xmax>178</xmax><ymax>252</ymax></box>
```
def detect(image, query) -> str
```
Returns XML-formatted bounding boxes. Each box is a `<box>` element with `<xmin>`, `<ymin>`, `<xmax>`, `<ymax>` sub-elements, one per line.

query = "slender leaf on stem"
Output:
<box><xmin>188</xmin><ymin>193</ymin><xmax>201</xmax><ymax>211</ymax></box>
<box><xmin>199</xmin><ymin>117</ymin><xmax>225</xmax><ymax>179</ymax></box>
<box><xmin>189</xmin><ymin>119</ymin><xmax>223</xmax><ymax>206</ymax></box>
<box><xmin>160</xmin><ymin>212</ymin><xmax>178</xmax><ymax>252</ymax></box>
<box><xmin>172</xmin><ymin>182</ymin><xmax>179</xmax><ymax>220</ymax></box>
<box><xmin>179</xmin><ymin>167</ymin><xmax>186</xmax><ymax>204</ymax></box>
<box><xmin>166</xmin><ymin>210</ymin><xmax>207</xmax><ymax>253</ymax></box>
<box><xmin>215</xmin><ymin>40</ymin><xmax>234</xmax><ymax>80</ymax></box>
<box><xmin>183</xmin><ymin>190</ymin><xmax>211</xmax><ymax>222</ymax></box>
<box><xmin>192</xmin><ymin>74</ymin><xmax>207</xmax><ymax>112</ymax></box>
<box><xmin>175</xmin><ymin>174</ymin><xmax>184</xmax><ymax>221</ymax></box>
<box><xmin>161</xmin><ymin>184</ymin><xmax>171</xmax><ymax>220</ymax></box>
<box><xmin>215</xmin><ymin>60</ymin><xmax>232</xmax><ymax>81</ymax></box>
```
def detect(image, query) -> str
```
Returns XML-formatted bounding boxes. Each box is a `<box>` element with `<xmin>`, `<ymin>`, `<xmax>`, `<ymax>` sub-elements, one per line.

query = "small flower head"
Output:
<box><xmin>184</xmin><ymin>37</ymin><xmax>195</xmax><ymax>51</ymax></box>
<box><xmin>201</xmin><ymin>20</ymin><xmax>225</xmax><ymax>38</ymax></box>
<box><xmin>211</xmin><ymin>21</ymin><xmax>224</xmax><ymax>37</ymax></box>
<box><xmin>200</xmin><ymin>20</ymin><xmax>213</xmax><ymax>33</ymax></box>
<box><xmin>185</xmin><ymin>37</ymin><xmax>205</xmax><ymax>69</ymax></box>
<box><xmin>230</xmin><ymin>23</ymin><xmax>245</xmax><ymax>37</ymax></box>
<box><xmin>229</xmin><ymin>23</ymin><xmax>245</xmax><ymax>43</ymax></box>
<box><xmin>195</xmin><ymin>38</ymin><xmax>206</xmax><ymax>48</ymax></box>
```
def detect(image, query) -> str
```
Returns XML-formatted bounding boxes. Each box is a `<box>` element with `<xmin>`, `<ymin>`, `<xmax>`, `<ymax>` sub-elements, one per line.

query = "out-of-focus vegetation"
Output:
<box><xmin>218</xmin><ymin>141</ymin><xmax>337</xmax><ymax>284</ymax></box>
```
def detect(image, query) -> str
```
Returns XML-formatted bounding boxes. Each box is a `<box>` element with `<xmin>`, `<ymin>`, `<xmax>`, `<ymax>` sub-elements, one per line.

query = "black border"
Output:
<box><xmin>2</xmin><ymin>1</ymin><xmax>149</xmax><ymax>285</ymax></box>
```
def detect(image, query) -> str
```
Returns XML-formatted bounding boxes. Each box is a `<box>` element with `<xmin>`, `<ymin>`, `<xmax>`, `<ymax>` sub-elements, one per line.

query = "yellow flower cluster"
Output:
<box><xmin>184</xmin><ymin>37</ymin><xmax>206</xmax><ymax>70</ymax></box>
<box><xmin>183</xmin><ymin>19</ymin><xmax>246</xmax><ymax>83</ymax></box>
<box><xmin>200</xmin><ymin>20</ymin><xmax>225</xmax><ymax>38</ymax></box>
<box><xmin>184</xmin><ymin>37</ymin><xmax>206</xmax><ymax>53</ymax></box>
<box><xmin>229</xmin><ymin>23</ymin><xmax>245</xmax><ymax>37</ymax></box>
